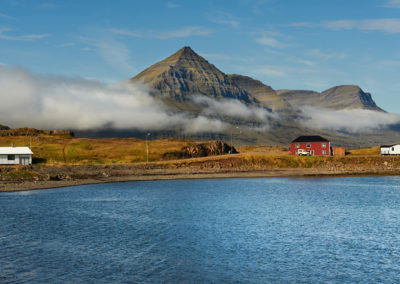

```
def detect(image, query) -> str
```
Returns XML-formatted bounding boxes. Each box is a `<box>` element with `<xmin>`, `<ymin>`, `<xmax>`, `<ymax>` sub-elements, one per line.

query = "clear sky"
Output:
<box><xmin>1</xmin><ymin>0</ymin><xmax>400</xmax><ymax>112</ymax></box>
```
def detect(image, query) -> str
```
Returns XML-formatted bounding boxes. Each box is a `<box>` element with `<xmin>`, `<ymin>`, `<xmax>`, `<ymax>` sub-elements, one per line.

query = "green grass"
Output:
<box><xmin>2</xmin><ymin>169</ymin><xmax>39</xmax><ymax>180</ymax></box>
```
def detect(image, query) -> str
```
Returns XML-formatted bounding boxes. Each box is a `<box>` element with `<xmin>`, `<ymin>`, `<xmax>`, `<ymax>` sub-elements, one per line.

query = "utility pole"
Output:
<box><xmin>230</xmin><ymin>126</ymin><xmax>239</xmax><ymax>154</ymax></box>
<box><xmin>146</xmin><ymin>132</ymin><xmax>151</xmax><ymax>163</ymax></box>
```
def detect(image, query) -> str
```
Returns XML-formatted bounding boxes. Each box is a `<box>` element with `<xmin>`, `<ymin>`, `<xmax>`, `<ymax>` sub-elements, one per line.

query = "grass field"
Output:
<box><xmin>0</xmin><ymin>135</ymin><xmax>193</xmax><ymax>165</ymax></box>
<box><xmin>0</xmin><ymin>134</ymin><xmax>383</xmax><ymax>166</ymax></box>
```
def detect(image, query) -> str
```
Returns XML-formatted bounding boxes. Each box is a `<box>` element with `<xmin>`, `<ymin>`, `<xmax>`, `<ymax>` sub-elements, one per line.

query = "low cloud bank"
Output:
<box><xmin>0</xmin><ymin>66</ymin><xmax>277</xmax><ymax>134</ymax></box>
<box><xmin>0</xmin><ymin>66</ymin><xmax>227</xmax><ymax>133</ymax></box>
<box><xmin>191</xmin><ymin>95</ymin><xmax>278</xmax><ymax>122</ymax></box>
<box><xmin>300</xmin><ymin>106</ymin><xmax>400</xmax><ymax>131</ymax></box>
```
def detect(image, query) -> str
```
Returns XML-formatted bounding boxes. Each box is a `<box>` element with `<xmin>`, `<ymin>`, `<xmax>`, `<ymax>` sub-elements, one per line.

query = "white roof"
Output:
<box><xmin>0</xmin><ymin>147</ymin><xmax>33</xmax><ymax>155</ymax></box>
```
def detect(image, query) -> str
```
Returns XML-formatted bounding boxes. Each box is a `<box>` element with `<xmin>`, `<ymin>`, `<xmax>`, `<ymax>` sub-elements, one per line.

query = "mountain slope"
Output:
<box><xmin>227</xmin><ymin>74</ymin><xmax>293</xmax><ymax>112</ymax></box>
<box><xmin>121</xmin><ymin>46</ymin><xmax>398</xmax><ymax>148</ymax></box>
<box><xmin>278</xmin><ymin>85</ymin><xmax>384</xmax><ymax>111</ymax></box>
<box><xmin>131</xmin><ymin>46</ymin><xmax>255</xmax><ymax>104</ymax></box>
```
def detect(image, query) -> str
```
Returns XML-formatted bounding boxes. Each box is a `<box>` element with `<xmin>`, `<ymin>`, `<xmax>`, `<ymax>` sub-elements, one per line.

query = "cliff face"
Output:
<box><xmin>131</xmin><ymin>47</ymin><xmax>255</xmax><ymax>104</ymax></box>
<box><xmin>227</xmin><ymin>74</ymin><xmax>293</xmax><ymax>112</ymax></box>
<box><xmin>278</xmin><ymin>85</ymin><xmax>384</xmax><ymax>111</ymax></box>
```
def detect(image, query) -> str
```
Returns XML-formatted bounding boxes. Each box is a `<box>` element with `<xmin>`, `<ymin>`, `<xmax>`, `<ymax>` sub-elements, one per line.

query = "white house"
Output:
<box><xmin>380</xmin><ymin>144</ymin><xmax>400</xmax><ymax>155</ymax></box>
<box><xmin>0</xmin><ymin>147</ymin><xmax>33</xmax><ymax>165</ymax></box>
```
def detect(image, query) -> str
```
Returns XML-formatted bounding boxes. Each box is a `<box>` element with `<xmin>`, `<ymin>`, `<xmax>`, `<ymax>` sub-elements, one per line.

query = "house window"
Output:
<box><xmin>306</xmin><ymin>144</ymin><xmax>311</xmax><ymax>148</ymax></box>
<box><xmin>322</xmin><ymin>143</ymin><xmax>326</xmax><ymax>148</ymax></box>
<box><xmin>295</xmin><ymin>144</ymin><xmax>300</xmax><ymax>148</ymax></box>
<box><xmin>322</xmin><ymin>150</ymin><xmax>326</xmax><ymax>155</ymax></box>
<box><xmin>392</xmin><ymin>147</ymin><xmax>395</xmax><ymax>151</ymax></box>
<box><xmin>7</xmin><ymin>155</ymin><xmax>15</xmax><ymax>161</ymax></box>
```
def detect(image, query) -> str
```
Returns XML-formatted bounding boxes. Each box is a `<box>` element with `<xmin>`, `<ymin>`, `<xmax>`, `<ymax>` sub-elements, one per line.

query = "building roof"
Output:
<box><xmin>0</xmin><ymin>147</ymin><xmax>33</xmax><ymax>155</ymax></box>
<box><xmin>381</xmin><ymin>144</ymin><xmax>398</xmax><ymax>148</ymax></box>
<box><xmin>291</xmin><ymin>135</ymin><xmax>329</xmax><ymax>143</ymax></box>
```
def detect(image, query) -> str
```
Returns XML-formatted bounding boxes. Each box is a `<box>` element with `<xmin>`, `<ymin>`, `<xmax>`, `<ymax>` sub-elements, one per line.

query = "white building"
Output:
<box><xmin>380</xmin><ymin>144</ymin><xmax>400</xmax><ymax>155</ymax></box>
<box><xmin>0</xmin><ymin>147</ymin><xmax>33</xmax><ymax>165</ymax></box>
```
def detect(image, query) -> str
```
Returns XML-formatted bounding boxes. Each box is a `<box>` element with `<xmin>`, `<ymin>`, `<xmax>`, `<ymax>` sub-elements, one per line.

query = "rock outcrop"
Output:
<box><xmin>163</xmin><ymin>141</ymin><xmax>237</xmax><ymax>159</ymax></box>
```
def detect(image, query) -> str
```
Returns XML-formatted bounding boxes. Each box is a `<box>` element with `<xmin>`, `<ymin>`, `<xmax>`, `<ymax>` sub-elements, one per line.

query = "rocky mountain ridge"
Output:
<box><xmin>132</xmin><ymin>46</ymin><xmax>383</xmax><ymax>114</ymax></box>
<box><xmin>278</xmin><ymin>85</ymin><xmax>383</xmax><ymax>111</ymax></box>
<box><xmin>131</xmin><ymin>46</ymin><xmax>256</xmax><ymax>105</ymax></box>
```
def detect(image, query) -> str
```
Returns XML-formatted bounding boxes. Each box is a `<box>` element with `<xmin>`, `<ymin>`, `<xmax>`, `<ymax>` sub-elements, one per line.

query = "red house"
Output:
<box><xmin>290</xmin><ymin>136</ymin><xmax>330</xmax><ymax>156</ymax></box>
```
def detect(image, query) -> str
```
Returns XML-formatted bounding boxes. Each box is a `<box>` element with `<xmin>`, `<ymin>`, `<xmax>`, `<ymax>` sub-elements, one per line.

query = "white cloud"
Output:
<box><xmin>166</xmin><ymin>2</ymin><xmax>180</xmax><ymax>8</ymax></box>
<box><xmin>255</xmin><ymin>36</ymin><xmax>287</xmax><ymax>48</ymax></box>
<box><xmin>290</xmin><ymin>18</ymin><xmax>400</xmax><ymax>34</ymax></box>
<box><xmin>286</xmin><ymin>57</ymin><xmax>315</xmax><ymax>66</ymax></box>
<box><xmin>0</xmin><ymin>28</ymin><xmax>48</xmax><ymax>40</ymax></box>
<box><xmin>299</xmin><ymin>106</ymin><xmax>400</xmax><ymax>131</ymax></box>
<box><xmin>157</xmin><ymin>26</ymin><xmax>212</xmax><ymax>39</ymax></box>
<box><xmin>191</xmin><ymin>95</ymin><xmax>278</xmax><ymax>122</ymax></box>
<box><xmin>289</xmin><ymin>22</ymin><xmax>313</xmax><ymax>28</ymax></box>
<box><xmin>209</xmin><ymin>14</ymin><xmax>240</xmax><ymax>28</ymax></box>
<box><xmin>109</xmin><ymin>28</ymin><xmax>142</xmax><ymax>38</ymax></box>
<box><xmin>252</xmin><ymin>65</ymin><xmax>287</xmax><ymax>77</ymax></box>
<box><xmin>305</xmin><ymin>49</ymin><xmax>347</xmax><ymax>61</ymax></box>
<box><xmin>379</xmin><ymin>59</ymin><xmax>400</xmax><ymax>66</ymax></box>
<box><xmin>109</xmin><ymin>26</ymin><xmax>211</xmax><ymax>39</ymax></box>
<box><xmin>212</xmin><ymin>19</ymin><xmax>240</xmax><ymax>28</ymax></box>
<box><xmin>0</xmin><ymin>12</ymin><xmax>13</xmax><ymax>19</ymax></box>
<box><xmin>324</xmin><ymin>18</ymin><xmax>400</xmax><ymax>34</ymax></box>
<box><xmin>0</xmin><ymin>66</ymin><xmax>228</xmax><ymax>133</ymax></box>
<box><xmin>91</xmin><ymin>37</ymin><xmax>136</xmax><ymax>75</ymax></box>
<box><xmin>57</xmin><ymin>42</ymin><xmax>75</xmax><ymax>48</ymax></box>
<box><xmin>384</xmin><ymin>0</ymin><xmax>400</xmax><ymax>8</ymax></box>
<box><xmin>183</xmin><ymin>116</ymin><xmax>228</xmax><ymax>133</ymax></box>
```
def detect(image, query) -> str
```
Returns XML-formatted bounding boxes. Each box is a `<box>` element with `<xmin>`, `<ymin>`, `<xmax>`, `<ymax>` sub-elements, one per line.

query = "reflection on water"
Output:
<box><xmin>1</xmin><ymin>177</ymin><xmax>400</xmax><ymax>283</ymax></box>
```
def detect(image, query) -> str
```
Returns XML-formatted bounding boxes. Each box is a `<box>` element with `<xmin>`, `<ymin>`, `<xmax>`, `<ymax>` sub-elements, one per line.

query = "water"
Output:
<box><xmin>1</xmin><ymin>177</ymin><xmax>400</xmax><ymax>283</ymax></box>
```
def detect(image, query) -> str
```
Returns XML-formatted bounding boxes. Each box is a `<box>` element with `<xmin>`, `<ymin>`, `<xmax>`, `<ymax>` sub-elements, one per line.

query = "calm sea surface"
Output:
<box><xmin>1</xmin><ymin>177</ymin><xmax>400</xmax><ymax>283</ymax></box>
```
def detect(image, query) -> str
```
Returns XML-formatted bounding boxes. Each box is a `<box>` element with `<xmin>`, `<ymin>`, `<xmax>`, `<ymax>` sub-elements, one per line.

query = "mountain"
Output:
<box><xmin>277</xmin><ymin>85</ymin><xmax>383</xmax><ymax>111</ymax></box>
<box><xmin>120</xmin><ymin>46</ymin><xmax>400</xmax><ymax>147</ymax></box>
<box><xmin>131</xmin><ymin>46</ymin><xmax>255</xmax><ymax>104</ymax></box>
<box><xmin>227</xmin><ymin>74</ymin><xmax>292</xmax><ymax>112</ymax></box>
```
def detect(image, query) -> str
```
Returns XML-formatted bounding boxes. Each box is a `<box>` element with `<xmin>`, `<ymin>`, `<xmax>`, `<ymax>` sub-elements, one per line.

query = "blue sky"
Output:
<box><xmin>1</xmin><ymin>0</ymin><xmax>400</xmax><ymax>112</ymax></box>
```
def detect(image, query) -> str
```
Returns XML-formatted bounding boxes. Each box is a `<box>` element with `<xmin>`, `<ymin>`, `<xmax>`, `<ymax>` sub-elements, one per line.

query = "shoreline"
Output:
<box><xmin>1</xmin><ymin>168</ymin><xmax>400</xmax><ymax>192</ymax></box>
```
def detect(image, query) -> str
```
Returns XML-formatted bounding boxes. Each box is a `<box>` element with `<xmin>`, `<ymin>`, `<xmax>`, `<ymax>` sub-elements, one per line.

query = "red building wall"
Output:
<box><xmin>290</xmin><ymin>141</ymin><xmax>331</xmax><ymax>156</ymax></box>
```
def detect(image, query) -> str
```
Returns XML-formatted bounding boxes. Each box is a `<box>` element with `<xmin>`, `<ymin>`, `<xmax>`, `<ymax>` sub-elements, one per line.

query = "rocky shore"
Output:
<box><xmin>1</xmin><ymin>154</ymin><xmax>400</xmax><ymax>192</ymax></box>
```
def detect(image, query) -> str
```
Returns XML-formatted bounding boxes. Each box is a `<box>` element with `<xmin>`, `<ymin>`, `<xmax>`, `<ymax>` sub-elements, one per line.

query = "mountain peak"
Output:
<box><xmin>175</xmin><ymin>46</ymin><xmax>196</xmax><ymax>57</ymax></box>
<box><xmin>162</xmin><ymin>46</ymin><xmax>209</xmax><ymax>68</ymax></box>
<box><xmin>131</xmin><ymin>47</ymin><xmax>254</xmax><ymax>103</ymax></box>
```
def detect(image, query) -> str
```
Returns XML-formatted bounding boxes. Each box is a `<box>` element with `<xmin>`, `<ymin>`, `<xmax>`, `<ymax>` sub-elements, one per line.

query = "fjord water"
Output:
<box><xmin>1</xmin><ymin>177</ymin><xmax>400</xmax><ymax>283</ymax></box>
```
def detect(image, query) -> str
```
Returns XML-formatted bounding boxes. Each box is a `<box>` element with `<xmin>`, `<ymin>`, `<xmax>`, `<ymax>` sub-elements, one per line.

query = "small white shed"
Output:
<box><xmin>380</xmin><ymin>144</ymin><xmax>400</xmax><ymax>155</ymax></box>
<box><xmin>0</xmin><ymin>147</ymin><xmax>33</xmax><ymax>165</ymax></box>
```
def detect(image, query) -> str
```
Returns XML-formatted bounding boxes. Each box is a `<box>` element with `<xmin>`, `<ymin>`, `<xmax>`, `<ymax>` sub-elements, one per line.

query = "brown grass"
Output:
<box><xmin>0</xmin><ymin>136</ymin><xmax>192</xmax><ymax>165</ymax></box>
<box><xmin>0</xmin><ymin>135</ymin><xmax>385</xmax><ymax>167</ymax></box>
<box><xmin>347</xmin><ymin>146</ymin><xmax>380</xmax><ymax>156</ymax></box>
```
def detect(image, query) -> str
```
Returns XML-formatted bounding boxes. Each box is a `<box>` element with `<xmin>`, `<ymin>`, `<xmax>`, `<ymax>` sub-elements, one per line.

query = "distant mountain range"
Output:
<box><xmin>277</xmin><ymin>85</ymin><xmax>383</xmax><ymax>112</ymax></box>
<box><xmin>131</xmin><ymin>47</ymin><xmax>382</xmax><ymax>113</ymax></box>
<box><xmin>1</xmin><ymin>46</ymin><xmax>389</xmax><ymax>147</ymax></box>
<box><xmin>125</xmin><ymin>46</ymin><xmax>400</xmax><ymax>147</ymax></box>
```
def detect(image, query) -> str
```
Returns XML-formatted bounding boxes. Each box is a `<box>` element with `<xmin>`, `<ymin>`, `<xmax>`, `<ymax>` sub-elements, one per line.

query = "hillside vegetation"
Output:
<box><xmin>0</xmin><ymin>132</ymin><xmax>387</xmax><ymax>167</ymax></box>
<box><xmin>0</xmin><ymin>135</ymin><xmax>236</xmax><ymax>165</ymax></box>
